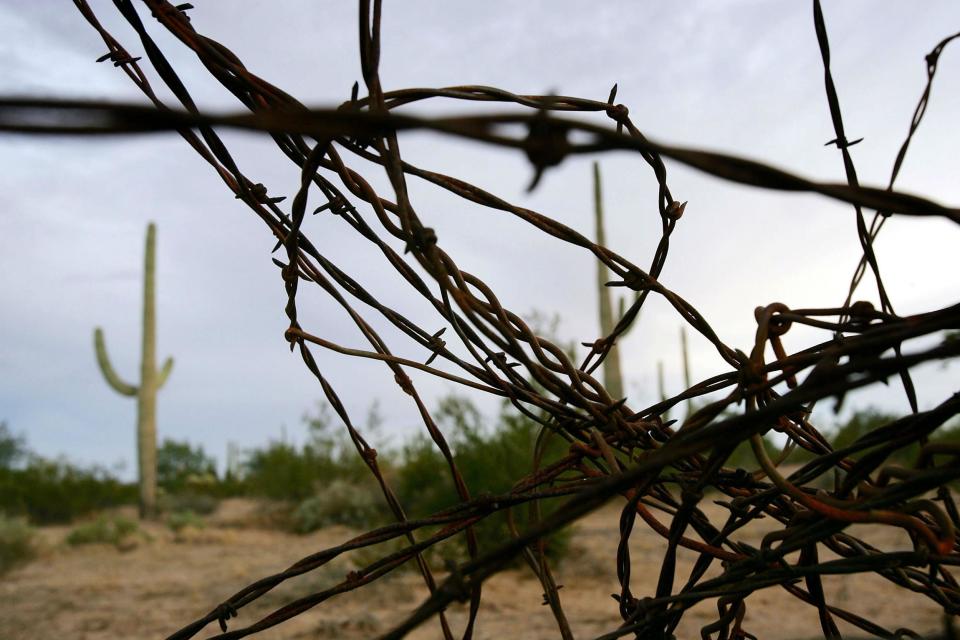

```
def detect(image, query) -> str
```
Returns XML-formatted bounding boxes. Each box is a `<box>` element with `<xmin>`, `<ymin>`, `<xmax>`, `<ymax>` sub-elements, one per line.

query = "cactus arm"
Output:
<box><xmin>157</xmin><ymin>356</ymin><xmax>174</xmax><ymax>389</ymax></box>
<box><xmin>94</xmin><ymin>327</ymin><xmax>138</xmax><ymax>397</ymax></box>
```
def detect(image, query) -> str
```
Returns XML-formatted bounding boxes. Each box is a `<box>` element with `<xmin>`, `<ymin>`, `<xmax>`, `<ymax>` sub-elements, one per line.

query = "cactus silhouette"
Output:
<box><xmin>680</xmin><ymin>325</ymin><xmax>693</xmax><ymax>419</ymax></box>
<box><xmin>94</xmin><ymin>222</ymin><xmax>173</xmax><ymax>519</ymax></box>
<box><xmin>654</xmin><ymin>328</ymin><xmax>694</xmax><ymax>424</ymax></box>
<box><xmin>593</xmin><ymin>162</ymin><xmax>639</xmax><ymax>402</ymax></box>
<box><xmin>657</xmin><ymin>360</ymin><xmax>669</xmax><ymax>421</ymax></box>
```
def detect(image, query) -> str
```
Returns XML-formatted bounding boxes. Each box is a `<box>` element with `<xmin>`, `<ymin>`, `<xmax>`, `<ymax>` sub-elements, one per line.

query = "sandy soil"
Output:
<box><xmin>0</xmin><ymin>498</ymin><xmax>950</xmax><ymax>639</ymax></box>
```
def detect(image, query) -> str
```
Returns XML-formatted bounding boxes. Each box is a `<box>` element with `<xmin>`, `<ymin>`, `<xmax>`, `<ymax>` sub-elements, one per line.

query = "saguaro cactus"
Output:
<box><xmin>94</xmin><ymin>222</ymin><xmax>173</xmax><ymax>519</ymax></box>
<box><xmin>680</xmin><ymin>325</ymin><xmax>693</xmax><ymax>419</ymax></box>
<box><xmin>593</xmin><ymin>162</ymin><xmax>638</xmax><ymax>402</ymax></box>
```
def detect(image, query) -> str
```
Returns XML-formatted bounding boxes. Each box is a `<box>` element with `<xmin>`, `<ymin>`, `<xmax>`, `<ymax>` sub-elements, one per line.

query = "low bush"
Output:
<box><xmin>159</xmin><ymin>490</ymin><xmax>219</xmax><ymax>516</ymax></box>
<box><xmin>783</xmin><ymin>409</ymin><xmax>960</xmax><ymax>466</ymax></box>
<box><xmin>0</xmin><ymin>423</ymin><xmax>136</xmax><ymax>525</ymax></box>
<box><xmin>396</xmin><ymin>395</ymin><xmax>573</xmax><ymax>564</ymax></box>
<box><xmin>243</xmin><ymin>402</ymin><xmax>383</xmax><ymax>502</ymax></box>
<box><xmin>0</xmin><ymin>422</ymin><xmax>28</xmax><ymax>469</ymax></box>
<box><xmin>291</xmin><ymin>479</ymin><xmax>387</xmax><ymax>533</ymax></box>
<box><xmin>157</xmin><ymin>439</ymin><xmax>218</xmax><ymax>493</ymax></box>
<box><xmin>66</xmin><ymin>515</ymin><xmax>138</xmax><ymax>547</ymax></box>
<box><xmin>166</xmin><ymin>510</ymin><xmax>205</xmax><ymax>533</ymax></box>
<box><xmin>243</xmin><ymin>442</ymin><xmax>320</xmax><ymax>501</ymax></box>
<box><xmin>0</xmin><ymin>514</ymin><xmax>36</xmax><ymax>575</ymax></box>
<box><xmin>0</xmin><ymin>459</ymin><xmax>137</xmax><ymax>525</ymax></box>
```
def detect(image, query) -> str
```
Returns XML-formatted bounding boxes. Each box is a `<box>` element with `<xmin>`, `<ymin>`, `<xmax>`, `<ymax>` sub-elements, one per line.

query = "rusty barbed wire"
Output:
<box><xmin>4</xmin><ymin>1</ymin><xmax>960</xmax><ymax>638</ymax></box>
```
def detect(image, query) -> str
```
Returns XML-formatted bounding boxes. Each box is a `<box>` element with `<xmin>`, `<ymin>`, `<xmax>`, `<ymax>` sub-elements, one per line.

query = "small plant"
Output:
<box><xmin>159</xmin><ymin>491</ymin><xmax>219</xmax><ymax>516</ymax></box>
<box><xmin>66</xmin><ymin>515</ymin><xmax>139</xmax><ymax>548</ymax></box>
<box><xmin>291</xmin><ymin>480</ymin><xmax>387</xmax><ymax>533</ymax></box>
<box><xmin>157</xmin><ymin>439</ymin><xmax>217</xmax><ymax>492</ymax></box>
<box><xmin>0</xmin><ymin>514</ymin><xmax>36</xmax><ymax>575</ymax></box>
<box><xmin>166</xmin><ymin>510</ymin><xmax>205</xmax><ymax>533</ymax></box>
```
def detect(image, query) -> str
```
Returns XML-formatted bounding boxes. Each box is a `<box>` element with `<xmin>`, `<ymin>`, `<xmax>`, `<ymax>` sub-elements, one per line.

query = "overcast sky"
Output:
<box><xmin>1</xmin><ymin>2</ymin><xmax>958</xmax><ymax>479</ymax></box>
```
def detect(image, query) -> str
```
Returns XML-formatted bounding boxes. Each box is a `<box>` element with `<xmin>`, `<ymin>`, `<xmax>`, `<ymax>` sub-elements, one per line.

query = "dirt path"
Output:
<box><xmin>0</xmin><ymin>499</ymin><xmax>948</xmax><ymax>639</ymax></box>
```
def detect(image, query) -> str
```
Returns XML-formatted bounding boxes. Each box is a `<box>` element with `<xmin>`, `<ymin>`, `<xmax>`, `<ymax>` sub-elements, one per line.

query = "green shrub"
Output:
<box><xmin>211</xmin><ymin>473</ymin><xmax>248</xmax><ymax>499</ymax></box>
<box><xmin>66</xmin><ymin>515</ymin><xmax>138</xmax><ymax>547</ymax></box>
<box><xmin>0</xmin><ymin>459</ymin><xmax>137</xmax><ymax>525</ymax></box>
<box><xmin>0</xmin><ymin>514</ymin><xmax>36</xmax><ymax>575</ymax></box>
<box><xmin>0</xmin><ymin>422</ymin><xmax>28</xmax><ymax>470</ymax></box>
<box><xmin>243</xmin><ymin>442</ymin><xmax>318</xmax><ymax>501</ymax></box>
<box><xmin>784</xmin><ymin>409</ymin><xmax>960</xmax><ymax>465</ymax></box>
<box><xmin>243</xmin><ymin>402</ymin><xmax>383</xmax><ymax>501</ymax></box>
<box><xmin>763</xmin><ymin>409</ymin><xmax>960</xmax><ymax>468</ymax></box>
<box><xmin>157</xmin><ymin>439</ymin><xmax>218</xmax><ymax>492</ymax></box>
<box><xmin>395</xmin><ymin>395</ymin><xmax>572</xmax><ymax>564</ymax></box>
<box><xmin>159</xmin><ymin>490</ymin><xmax>219</xmax><ymax>516</ymax></box>
<box><xmin>0</xmin><ymin>425</ymin><xmax>136</xmax><ymax>525</ymax></box>
<box><xmin>831</xmin><ymin>409</ymin><xmax>900</xmax><ymax>455</ymax></box>
<box><xmin>166</xmin><ymin>510</ymin><xmax>205</xmax><ymax>533</ymax></box>
<box><xmin>291</xmin><ymin>480</ymin><xmax>387</xmax><ymax>533</ymax></box>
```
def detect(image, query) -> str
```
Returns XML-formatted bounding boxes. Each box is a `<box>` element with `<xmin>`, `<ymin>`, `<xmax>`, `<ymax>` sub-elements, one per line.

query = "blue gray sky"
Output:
<box><xmin>1</xmin><ymin>2</ymin><xmax>958</xmax><ymax>478</ymax></box>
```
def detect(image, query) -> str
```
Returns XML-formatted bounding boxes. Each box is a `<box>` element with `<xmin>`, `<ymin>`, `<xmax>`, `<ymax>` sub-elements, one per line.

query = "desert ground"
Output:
<box><xmin>0</xmin><ymin>498</ymin><xmax>950</xmax><ymax>639</ymax></box>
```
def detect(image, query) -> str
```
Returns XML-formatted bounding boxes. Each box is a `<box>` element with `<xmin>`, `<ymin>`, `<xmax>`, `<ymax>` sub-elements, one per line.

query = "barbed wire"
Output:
<box><xmin>6</xmin><ymin>1</ymin><xmax>960</xmax><ymax>638</ymax></box>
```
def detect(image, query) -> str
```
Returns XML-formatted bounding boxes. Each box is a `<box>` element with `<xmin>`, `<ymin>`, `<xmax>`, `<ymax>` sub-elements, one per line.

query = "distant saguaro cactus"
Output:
<box><xmin>94</xmin><ymin>222</ymin><xmax>173</xmax><ymax>520</ymax></box>
<box><xmin>656</xmin><ymin>328</ymin><xmax>694</xmax><ymax>423</ymax></box>
<box><xmin>593</xmin><ymin>162</ymin><xmax>637</xmax><ymax>401</ymax></box>
<box><xmin>680</xmin><ymin>325</ymin><xmax>693</xmax><ymax>419</ymax></box>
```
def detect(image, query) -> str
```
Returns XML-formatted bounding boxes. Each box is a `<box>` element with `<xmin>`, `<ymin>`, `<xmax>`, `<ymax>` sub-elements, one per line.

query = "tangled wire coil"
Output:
<box><xmin>3</xmin><ymin>1</ymin><xmax>960</xmax><ymax>638</ymax></box>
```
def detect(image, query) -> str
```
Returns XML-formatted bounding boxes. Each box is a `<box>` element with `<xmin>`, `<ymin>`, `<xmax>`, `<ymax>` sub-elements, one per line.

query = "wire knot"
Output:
<box><xmin>738</xmin><ymin>355</ymin><xmax>766</xmax><ymax>388</ymax></box>
<box><xmin>96</xmin><ymin>51</ymin><xmax>142</xmax><ymax>67</ymax></box>
<box><xmin>214</xmin><ymin>602</ymin><xmax>238</xmax><ymax>633</ymax></box>
<box><xmin>755</xmin><ymin>302</ymin><xmax>792</xmax><ymax>337</ymax></box>
<box><xmin>314</xmin><ymin>196</ymin><xmax>353</xmax><ymax>216</ymax></box>
<box><xmin>341</xmin><ymin>81</ymin><xmax>375</xmax><ymax>150</ymax></box>
<box><xmin>237</xmin><ymin>182</ymin><xmax>286</xmax><ymax>204</ymax></box>
<box><xmin>605</xmin><ymin>103</ymin><xmax>629</xmax><ymax>123</ymax></box>
<box><xmin>608</xmin><ymin>269</ymin><xmax>648</xmax><ymax>291</ymax></box>
<box><xmin>665</xmin><ymin>200</ymin><xmax>687</xmax><ymax>220</ymax></box>
<box><xmin>424</xmin><ymin>327</ymin><xmax>447</xmax><ymax>365</ymax></box>
<box><xmin>824</xmin><ymin>135</ymin><xmax>863</xmax><ymax>149</ymax></box>
<box><xmin>524</xmin><ymin>111</ymin><xmax>569</xmax><ymax>191</ymax></box>
<box><xmin>582</xmin><ymin>337</ymin><xmax>612</xmax><ymax>353</ymax></box>
<box><xmin>404</xmin><ymin>225</ymin><xmax>437</xmax><ymax>255</ymax></box>
<box><xmin>845</xmin><ymin>300</ymin><xmax>879</xmax><ymax>331</ymax></box>
<box><xmin>394</xmin><ymin>372</ymin><xmax>414</xmax><ymax>395</ymax></box>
